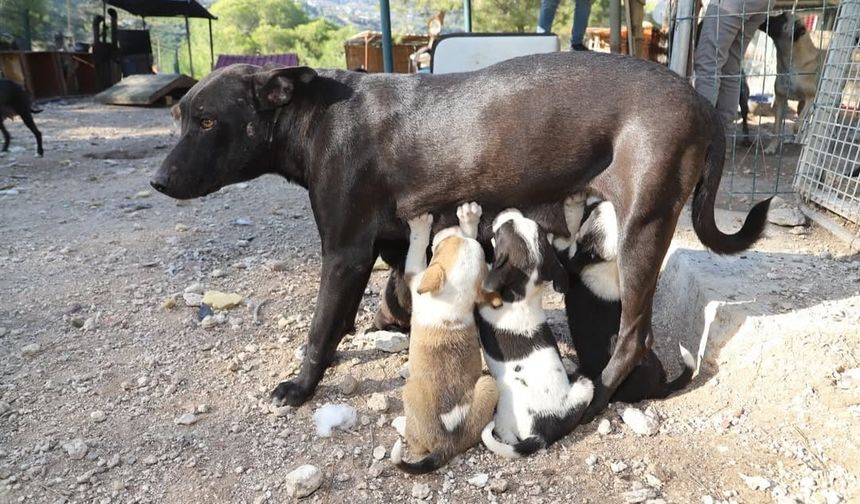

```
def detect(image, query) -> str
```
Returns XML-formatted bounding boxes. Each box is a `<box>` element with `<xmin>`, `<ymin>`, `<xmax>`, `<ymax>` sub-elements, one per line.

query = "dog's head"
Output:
<box><xmin>416</xmin><ymin>228</ymin><xmax>488</xmax><ymax>306</ymax></box>
<box><xmin>150</xmin><ymin>64</ymin><xmax>317</xmax><ymax>199</ymax></box>
<box><xmin>569</xmin><ymin>201</ymin><xmax>618</xmax><ymax>274</ymax></box>
<box><xmin>759</xmin><ymin>12</ymin><xmax>807</xmax><ymax>43</ymax></box>
<box><xmin>483</xmin><ymin>209</ymin><xmax>568</xmax><ymax>303</ymax></box>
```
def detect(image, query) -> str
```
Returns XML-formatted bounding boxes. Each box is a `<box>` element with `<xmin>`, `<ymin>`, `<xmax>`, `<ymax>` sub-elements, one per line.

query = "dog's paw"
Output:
<box><xmin>270</xmin><ymin>380</ymin><xmax>313</xmax><ymax>407</ymax></box>
<box><xmin>565</xmin><ymin>192</ymin><xmax>587</xmax><ymax>205</ymax></box>
<box><xmin>456</xmin><ymin>201</ymin><xmax>482</xmax><ymax>224</ymax></box>
<box><xmin>408</xmin><ymin>213</ymin><xmax>433</xmax><ymax>234</ymax></box>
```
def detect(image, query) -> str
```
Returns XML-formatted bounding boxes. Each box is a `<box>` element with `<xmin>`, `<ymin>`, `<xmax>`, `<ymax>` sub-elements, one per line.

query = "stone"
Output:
<box><xmin>610</xmin><ymin>461</ymin><xmax>629</xmax><ymax>473</ymax></box>
<box><xmin>391</xmin><ymin>416</ymin><xmax>406</xmax><ymax>436</ymax></box>
<box><xmin>367</xmin><ymin>393</ymin><xmax>389</xmax><ymax>412</ymax></box>
<box><xmin>412</xmin><ymin>482</ymin><xmax>432</xmax><ymax>500</ymax></box>
<box><xmin>621</xmin><ymin>407</ymin><xmax>660</xmax><ymax>436</ymax></box>
<box><xmin>367</xmin><ymin>461</ymin><xmax>384</xmax><ymax>478</ymax></box>
<box><xmin>175</xmin><ymin>223</ymin><xmax>190</xmax><ymax>232</ymax></box>
<box><xmin>338</xmin><ymin>374</ymin><xmax>358</xmax><ymax>396</ymax></box>
<box><xmin>62</xmin><ymin>438</ymin><xmax>88</xmax><ymax>460</ymax></box>
<box><xmin>489</xmin><ymin>478</ymin><xmax>509</xmax><ymax>494</ymax></box>
<box><xmin>90</xmin><ymin>410</ymin><xmax>107</xmax><ymax>423</ymax></box>
<box><xmin>284</xmin><ymin>465</ymin><xmax>323</xmax><ymax>498</ymax></box>
<box><xmin>200</xmin><ymin>314</ymin><xmax>226</xmax><ymax>329</ymax></box>
<box><xmin>21</xmin><ymin>343</ymin><xmax>41</xmax><ymax>356</ymax></box>
<box><xmin>267</xmin><ymin>260</ymin><xmax>289</xmax><ymax>272</ymax></box>
<box><xmin>597</xmin><ymin>418</ymin><xmax>612</xmax><ymax>435</ymax></box>
<box><xmin>372</xmin><ymin>445</ymin><xmax>386</xmax><ymax>460</ymax></box>
<box><xmin>209</xmin><ymin>269</ymin><xmax>227</xmax><ymax>278</ymax></box>
<box><xmin>368</xmin><ymin>330</ymin><xmax>409</xmax><ymax>353</ymax></box>
<box><xmin>740</xmin><ymin>474</ymin><xmax>771</xmax><ymax>491</ymax></box>
<box><xmin>702</xmin><ymin>496</ymin><xmax>715</xmax><ymax>504</ymax></box>
<box><xmin>175</xmin><ymin>413</ymin><xmax>198</xmax><ymax>425</ymax></box>
<box><xmin>623</xmin><ymin>485</ymin><xmax>658</xmax><ymax>503</ymax></box>
<box><xmin>585</xmin><ymin>454</ymin><xmax>598</xmax><ymax>466</ymax></box>
<box><xmin>467</xmin><ymin>473</ymin><xmax>489</xmax><ymax>488</ymax></box>
<box><xmin>184</xmin><ymin>283</ymin><xmax>206</xmax><ymax>294</ymax></box>
<box><xmin>768</xmin><ymin>207</ymin><xmax>806</xmax><ymax>227</ymax></box>
<box><xmin>202</xmin><ymin>291</ymin><xmax>243</xmax><ymax>310</ymax></box>
<box><xmin>272</xmin><ymin>405</ymin><xmax>290</xmax><ymax>418</ymax></box>
<box><xmin>82</xmin><ymin>317</ymin><xmax>97</xmax><ymax>331</ymax></box>
<box><xmin>183</xmin><ymin>292</ymin><xmax>204</xmax><ymax>307</ymax></box>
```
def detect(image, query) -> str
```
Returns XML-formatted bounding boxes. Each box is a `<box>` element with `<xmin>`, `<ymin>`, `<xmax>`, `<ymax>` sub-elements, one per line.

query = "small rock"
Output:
<box><xmin>284</xmin><ymin>465</ymin><xmax>323</xmax><ymax>498</ymax></box>
<box><xmin>823</xmin><ymin>490</ymin><xmax>843</xmax><ymax>504</ymax></box>
<box><xmin>367</xmin><ymin>461</ymin><xmax>385</xmax><ymax>478</ymax></box>
<box><xmin>412</xmin><ymin>482</ymin><xmax>432</xmax><ymax>499</ymax></box>
<box><xmin>200</xmin><ymin>314</ymin><xmax>226</xmax><ymax>329</ymax></box>
<box><xmin>202</xmin><ymin>290</ymin><xmax>242</xmax><ymax>310</ymax></box>
<box><xmin>768</xmin><ymin>207</ymin><xmax>806</xmax><ymax>227</ymax></box>
<box><xmin>391</xmin><ymin>416</ymin><xmax>406</xmax><ymax>436</ymax></box>
<box><xmin>175</xmin><ymin>223</ymin><xmax>190</xmax><ymax>232</ymax></box>
<box><xmin>184</xmin><ymin>283</ymin><xmax>206</xmax><ymax>294</ymax></box>
<box><xmin>702</xmin><ymin>496</ymin><xmax>715</xmax><ymax>504</ymax></box>
<box><xmin>175</xmin><ymin>413</ymin><xmax>198</xmax><ymax>425</ymax></box>
<box><xmin>82</xmin><ymin>317</ymin><xmax>97</xmax><ymax>331</ymax></box>
<box><xmin>597</xmin><ymin>418</ymin><xmax>612</xmax><ymax>435</ymax></box>
<box><xmin>142</xmin><ymin>454</ymin><xmax>157</xmax><ymax>465</ymax></box>
<box><xmin>489</xmin><ymin>478</ymin><xmax>509</xmax><ymax>494</ymax></box>
<box><xmin>621</xmin><ymin>407</ymin><xmax>660</xmax><ymax>436</ymax></box>
<box><xmin>334</xmin><ymin>473</ymin><xmax>350</xmax><ymax>483</ymax></box>
<box><xmin>272</xmin><ymin>405</ymin><xmax>290</xmax><ymax>418</ymax></box>
<box><xmin>90</xmin><ymin>410</ymin><xmax>107</xmax><ymax>423</ymax></box>
<box><xmin>367</xmin><ymin>393</ymin><xmax>389</xmax><ymax>412</ymax></box>
<box><xmin>62</xmin><ymin>438</ymin><xmax>88</xmax><ymax>460</ymax></box>
<box><xmin>267</xmin><ymin>260</ymin><xmax>289</xmax><ymax>271</ymax></box>
<box><xmin>398</xmin><ymin>365</ymin><xmax>410</xmax><ymax>379</ymax></box>
<box><xmin>338</xmin><ymin>374</ymin><xmax>358</xmax><ymax>396</ymax></box>
<box><xmin>624</xmin><ymin>485</ymin><xmax>657</xmax><ymax>503</ymax></box>
<box><xmin>209</xmin><ymin>269</ymin><xmax>227</xmax><ymax>278</ymax></box>
<box><xmin>372</xmin><ymin>445</ymin><xmax>386</xmax><ymax>460</ymax></box>
<box><xmin>740</xmin><ymin>474</ymin><xmax>771</xmax><ymax>491</ymax></box>
<box><xmin>610</xmin><ymin>460</ymin><xmax>629</xmax><ymax>473</ymax></box>
<box><xmin>585</xmin><ymin>454</ymin><xmax>598</xmax><ymax>466</ymax></box>
<box><xmin>235</xmin><ymin>217</ymin><xmax>253</xmax><ymax>226</ymax></box>
<box><xmin>368</xmin><ymin>330</ymin><xmax>409</xmax><ymax>353</ymax></box>
<box><xmin>21</xmin><ymin>343</ymin><xmax>41</xmax><ymax>356</ymax></box>
<box><xmin>467</xmin><ymin>473</ymin><xmax>489</xmax><ymax>488</ymax></box>
<box><xmin>183</xmin><ymin>292</ymin><xmax>204</xmax><ymax>307</ymax></box>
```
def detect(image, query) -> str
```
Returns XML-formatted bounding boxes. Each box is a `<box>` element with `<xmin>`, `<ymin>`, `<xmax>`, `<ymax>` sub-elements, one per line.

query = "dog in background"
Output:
<box><xmin>558</xmin><ymin>194</ymin><xmax>695</xmax><ymax>403</ymax></box>
<box><xmin>391</xmin><ymin>203</ymin><xmax>498</xmax><ymax>474</ymax></box>
<box><xmin>759</xmin><ymin>12</ymin><xmax>824</xmax><ymax>154</ymax></box>
<box><xmin>478</xmin><ymin>208</ymin><xmax>593</xmax><ymax>459</ymax></box>
<box><xmin>0</xmin><ymin>79</ymin><xmax>43</xmax><ymax>156</ymax></box>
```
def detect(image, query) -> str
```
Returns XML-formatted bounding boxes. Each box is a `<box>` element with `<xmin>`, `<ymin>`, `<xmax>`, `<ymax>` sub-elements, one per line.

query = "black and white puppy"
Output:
<box><xmin>560</xmin><ymin>196</ymin><xmax>695</xmax><ymax>403</ymax></box>
<box><xmin>478</xmin><ymin>209</ymin><xmax>593</xmax><ymax>458</ymax></box>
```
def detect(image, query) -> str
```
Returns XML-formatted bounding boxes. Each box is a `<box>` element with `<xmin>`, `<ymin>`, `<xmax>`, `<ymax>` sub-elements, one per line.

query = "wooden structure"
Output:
<box><xmin>0</xmin><ymin>51</ymin><xmax>97</xmax><ymax>99</ymax></box>
<box><xmin>344</xmin><ymin>31</ymin><xmax>430</xmax><ymax>73</ymax></box>
<box><xmin>94</xmin><ymin>73</ymin><xmax>196</xmax><ymax>105</ymax></box>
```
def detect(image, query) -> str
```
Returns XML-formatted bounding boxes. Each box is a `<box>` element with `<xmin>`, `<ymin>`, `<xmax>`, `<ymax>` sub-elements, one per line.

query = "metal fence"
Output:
<box><xmin>794</xmin><ymin>0</ymin><xmax>860</xmax><ymax>227</ymax></box>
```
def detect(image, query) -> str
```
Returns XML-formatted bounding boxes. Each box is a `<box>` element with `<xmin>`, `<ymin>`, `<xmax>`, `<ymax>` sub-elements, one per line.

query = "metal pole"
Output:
<box><xmin>464</xmin><ymin>0</ymin><xmax>472</xmax><ymax>32</ymax></box>
<box><xmin>669</xmin><ymin>0</ymin><xmax>694</xmax><ymax>76</ymax></box>
<box><xmin>185</xmin><ymin>16</ymin><xmax>194</xmax><ymax>76</ymax></box>
<box><xmin>609</xmin><ymin>0</ymin><xmax>621</xmax><ymax>53</ymax></box>
<box><xmin>208</xmin><ymin>18</ymin><xmax>214</xmax><ymax>70</ymax></box>
<box><xmin>379</xmin><ymin>0</ymin><xmax>394</xmax><ymax>73</ymax></box>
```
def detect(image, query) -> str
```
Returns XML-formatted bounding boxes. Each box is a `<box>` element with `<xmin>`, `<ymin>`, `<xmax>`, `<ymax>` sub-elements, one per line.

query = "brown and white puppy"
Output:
<box><xmin>760</xmin><ymin>12</ymin><xmax>825</xmax><ymax>155</ymax></box>
<box><xmin>391</xmin><ymin>203</ymin><xmax>498</xmax><ymax>474</ymax></box>
<box><xmin>478</xmin><ymin>209</ymin><xmax>593</xmax><ymax>459</ymax></box>
<box><xmin>559</xmin><ymin>195</ymin><xmax>695</xmax><ymax>402</ymax></box>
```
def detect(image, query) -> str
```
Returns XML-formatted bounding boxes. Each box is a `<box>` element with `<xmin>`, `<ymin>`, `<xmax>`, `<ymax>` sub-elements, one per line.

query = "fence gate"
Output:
<box><xmin>794</xmin><ymin>0</ymin><xmax>860</xmax><ymax>228</ymax></box>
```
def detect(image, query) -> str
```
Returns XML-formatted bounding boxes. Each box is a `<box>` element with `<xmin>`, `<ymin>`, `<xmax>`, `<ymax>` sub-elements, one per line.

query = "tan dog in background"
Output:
<box><xmin>761</xmin><ymin>12</ymin><xmax>825</xmax><ymax>154</ymax></box>
<box><xmin>391</xmin><ymin>203</ymin><xmax>498</xmax><ymax>474</ymax></box>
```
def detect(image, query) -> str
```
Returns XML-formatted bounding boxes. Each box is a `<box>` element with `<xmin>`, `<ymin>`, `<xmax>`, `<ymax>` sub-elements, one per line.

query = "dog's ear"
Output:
<box><xmin>541</xmin><ymin>248</ymin><xmax>570</xmax><ymax>293</ymax></box>
<box><xmin>247</xmin><ymin>66</ymin><xmax>317</xmax><ymax>111</ymax></box>
<box><xmin>417</xmin><ymin>262</ymin><xmax>446</xmax><ymax>295</ymax></box>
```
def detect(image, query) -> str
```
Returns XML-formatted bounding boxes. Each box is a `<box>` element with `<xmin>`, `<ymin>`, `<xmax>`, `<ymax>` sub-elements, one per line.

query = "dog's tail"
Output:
<box><xmin>657</xmin><ymin>343</ymin><xmax>696</xmax><ymax>397</ymax></box>
<box><xmin>692</xmin><ymin>109</ymin><xmax>771</xmax><ymax>254</ymax></box>
<box><xmin>390</xmin><ymin>438</ymin><xmax>448</xmax><ymax>474</ymax></box>
<box><xmin>481</xmin><ymin>421</ymin><xmax>546</xmax><ymax>459</ymax></box>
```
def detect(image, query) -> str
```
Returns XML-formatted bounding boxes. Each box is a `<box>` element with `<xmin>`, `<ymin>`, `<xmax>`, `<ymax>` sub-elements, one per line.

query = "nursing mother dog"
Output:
<box><xmin>150</xmin><ymin>51</ymin><xmax>771</xmax><ymax>420</ymax></box>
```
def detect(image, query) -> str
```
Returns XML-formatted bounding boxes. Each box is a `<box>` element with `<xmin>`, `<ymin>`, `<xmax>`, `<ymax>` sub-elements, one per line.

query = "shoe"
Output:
<box><xmin>571</xmin><ymin>43</ymin><xmax>589</xmax><ymax>51</ymax></box>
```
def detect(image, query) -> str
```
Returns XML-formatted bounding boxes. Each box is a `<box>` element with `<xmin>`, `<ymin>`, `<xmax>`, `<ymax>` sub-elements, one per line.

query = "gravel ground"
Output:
<box><xmin>0</xmin><ymin>100</ymin><xmax>858</xmax><ymax>504</ymax></box>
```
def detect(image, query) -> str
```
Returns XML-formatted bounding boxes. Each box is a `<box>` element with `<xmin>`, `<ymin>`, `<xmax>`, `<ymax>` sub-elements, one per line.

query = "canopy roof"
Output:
<box><xmin>104</xmin><ymin>0</ymin><xmax>217</xmax><ymax>20</ymax></box>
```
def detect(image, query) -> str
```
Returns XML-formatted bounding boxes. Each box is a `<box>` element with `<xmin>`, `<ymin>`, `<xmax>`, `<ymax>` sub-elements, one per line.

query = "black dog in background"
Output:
<box><xmin>0</xmin><ymin>79</ymin><xmax>43</xmax><ymax>156</ymax></box>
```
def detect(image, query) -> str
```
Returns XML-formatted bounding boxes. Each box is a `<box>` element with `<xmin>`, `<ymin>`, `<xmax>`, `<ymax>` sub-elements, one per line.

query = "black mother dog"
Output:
<box><xmin>150</xmin><ymin>52</ymin><xmax>770</xmax><ymax>420</ymax></box>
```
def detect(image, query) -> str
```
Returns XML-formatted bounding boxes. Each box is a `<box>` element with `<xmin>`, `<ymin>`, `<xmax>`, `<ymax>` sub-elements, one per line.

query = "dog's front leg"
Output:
<box><xmin>271</xmin><ymin>243</ymin><xmax>376</xmax><ymax>406</ymax></box>
<box><xmin>764</xmin><ymin>93</ymin><xmax>787</xmax><ymax>155</ymax></box>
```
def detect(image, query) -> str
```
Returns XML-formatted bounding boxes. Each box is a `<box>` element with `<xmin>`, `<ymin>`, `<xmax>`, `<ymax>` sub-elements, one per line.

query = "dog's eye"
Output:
<box><xmin>200</xmin><ymin>118</ymin><xmax>216</xmax><ymax>130</ymax></box>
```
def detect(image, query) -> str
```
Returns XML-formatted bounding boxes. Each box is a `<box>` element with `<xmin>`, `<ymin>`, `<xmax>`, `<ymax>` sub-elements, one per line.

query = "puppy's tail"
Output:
<box><xmin>390</xmin><ymin>438</ymin><xmax>448</xmax><ymax>474</ymax></box>
<box><xmin>664</xmin><ymin>343</ymin><xmax>696</xmax><ymax>395</ymax></box>
<box><xmin>693</xmin><ymin>108</ymin><xmax>771</xmax><ymax>254</ymax></box>
<box><xmin>481</xmin><ymin>421</ymin><xmax>546</xmax><ymax>459</ymax></box>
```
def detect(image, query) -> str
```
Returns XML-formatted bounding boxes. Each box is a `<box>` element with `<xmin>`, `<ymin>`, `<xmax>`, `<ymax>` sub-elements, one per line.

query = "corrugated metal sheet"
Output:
<box><xmin>214</xmin><ymin>54</ymin><xmax>300</xmax><ymax>70</ymax></box>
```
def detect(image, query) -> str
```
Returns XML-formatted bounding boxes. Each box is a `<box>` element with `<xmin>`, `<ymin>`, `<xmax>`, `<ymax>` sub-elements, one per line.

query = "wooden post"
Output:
<box><xmin>185</xmin><ymin>16</ymin><xmax>194</xmax><ymax>77</ymax></box>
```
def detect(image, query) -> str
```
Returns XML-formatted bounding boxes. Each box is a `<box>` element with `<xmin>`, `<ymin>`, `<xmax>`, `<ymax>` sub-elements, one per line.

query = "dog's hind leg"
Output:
<box><xmin>18</xmin><ymin>110</ymin><xmax>42</xmax><ymax>156</ymax></box>
<box><xmin>0</xmin><ymin>121</ymin><xmax>9</xmax><ymax>152</ymax></box>
<box><xmin>374</xmin><ymin>242</ymin><xmax>412</xmax><ymax>332</ymax></box>
<box><xmin>271</xmin><ymin>242</ymin><xmax>376</xmax><ymax>406</ymax></box>
<box><xmin>764</xmin><ymin>93</ymin><xmax>787</xmax><ymax>155</ymax></box>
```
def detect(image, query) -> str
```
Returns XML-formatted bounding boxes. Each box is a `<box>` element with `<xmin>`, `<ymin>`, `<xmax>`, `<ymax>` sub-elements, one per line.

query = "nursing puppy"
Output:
<box><xmin>478</xmin><ymin>209</ymin><xmax>593</xmax><ymax>459</ymax></box>
<box><xmin>561</xmin><ymin>196</ymin><xmax>694</xmax><ymax>403</ymax></box>
<box><xmin>391</xmin><ymin>203</ymin><xmax>498</xmax><ymax>474</ymax></box>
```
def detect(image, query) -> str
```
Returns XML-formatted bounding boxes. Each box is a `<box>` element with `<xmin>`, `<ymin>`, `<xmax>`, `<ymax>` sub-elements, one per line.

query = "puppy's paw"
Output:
<box><xmin>270</xmin><ymin>380</ymin><xmax>313</xmax><ymax>407</ymax></box>
<box><xmin>456</xmin><ymin>202</ymin><xmax>482</xmax><ymax>224</ymax></box>
<box><xmin>552</xmin><ymin>235</ymin><xmax>573</xmax><ymax>252</ymax></box>
<box><xmin>565</xmin><ymin>192</ymin><xmax>587</xmax><ymax>205</ymax></box>
<box><xmin>408</xmin><ymin>213</ymin><xmax>433</xmax><ymax>236</ymax></box>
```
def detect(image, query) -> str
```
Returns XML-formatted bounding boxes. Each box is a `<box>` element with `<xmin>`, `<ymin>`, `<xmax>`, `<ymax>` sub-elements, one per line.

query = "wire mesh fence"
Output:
<box><xmin>794</xmin><ymin>0</ymin><xmax>860</xmax><ymax>228</ymax></box>
<box><xmin>669</xmin><ymin>0</ymin><xmax>854</xmax><ymax>220</ymax></box>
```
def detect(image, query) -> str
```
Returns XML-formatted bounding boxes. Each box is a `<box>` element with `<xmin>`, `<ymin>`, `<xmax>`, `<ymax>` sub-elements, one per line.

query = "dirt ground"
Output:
<box><xmin>1</xmin><ymin>101</ymin><xmax>858</xmax><ymax>504</ymax></box>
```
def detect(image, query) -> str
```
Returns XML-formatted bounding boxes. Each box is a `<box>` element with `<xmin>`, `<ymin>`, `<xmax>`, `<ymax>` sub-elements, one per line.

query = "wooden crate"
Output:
<box><xmin>344</xmin><ymin>31</ymin><xmax>430</xmax><ymax>73</ymax></box>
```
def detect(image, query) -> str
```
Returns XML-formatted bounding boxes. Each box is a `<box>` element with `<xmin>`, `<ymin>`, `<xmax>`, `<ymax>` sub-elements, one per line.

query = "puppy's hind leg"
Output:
<box><xmin>463</xmin><ymin>375</ymin><xmax>499</xmax><ymax>447</ymax></box>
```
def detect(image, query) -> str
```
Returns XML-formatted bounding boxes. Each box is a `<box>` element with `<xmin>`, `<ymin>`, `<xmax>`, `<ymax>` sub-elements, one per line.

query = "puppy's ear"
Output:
<box><xmin>247</xmin><ymin>66</ymin><xmax>317</xmax><ymax>110</ymax></box>
<box><xmin>540</xmin><ymin>235</ymin><xmax>570</xmax><ymax>293</ymax></box>
<box><xmin>417</xmin><ymin>262</ymin><xmax>446</xmax><ymax>294</ymax></box>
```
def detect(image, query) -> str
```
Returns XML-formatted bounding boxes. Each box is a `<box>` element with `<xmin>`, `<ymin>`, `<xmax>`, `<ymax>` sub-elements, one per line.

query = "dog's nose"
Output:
<box><xmin>150</xmin><ymin>179</ymin><xmax>168</xmax><ymax>193</ymax></box>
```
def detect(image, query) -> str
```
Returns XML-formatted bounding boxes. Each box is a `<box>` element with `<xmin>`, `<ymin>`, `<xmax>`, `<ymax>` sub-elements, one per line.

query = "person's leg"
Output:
<box><xmin>538</xmin><ymin>0</ymin><xmax>562</xmax><ymax>33</ymax></box>
<box><xmin>716</xmin><ymin>12</ymin><xmax>766</xmax><ymax>127</ymax></box>
<box><xmin>571</xmin><ymin>0</ymin><xmax>593</xmax><ymax>47</ymax></box>
<box><xmin>694</xmin><ymin>4</ymin><xmax>743</xmax><ymax>115</ymax></box>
